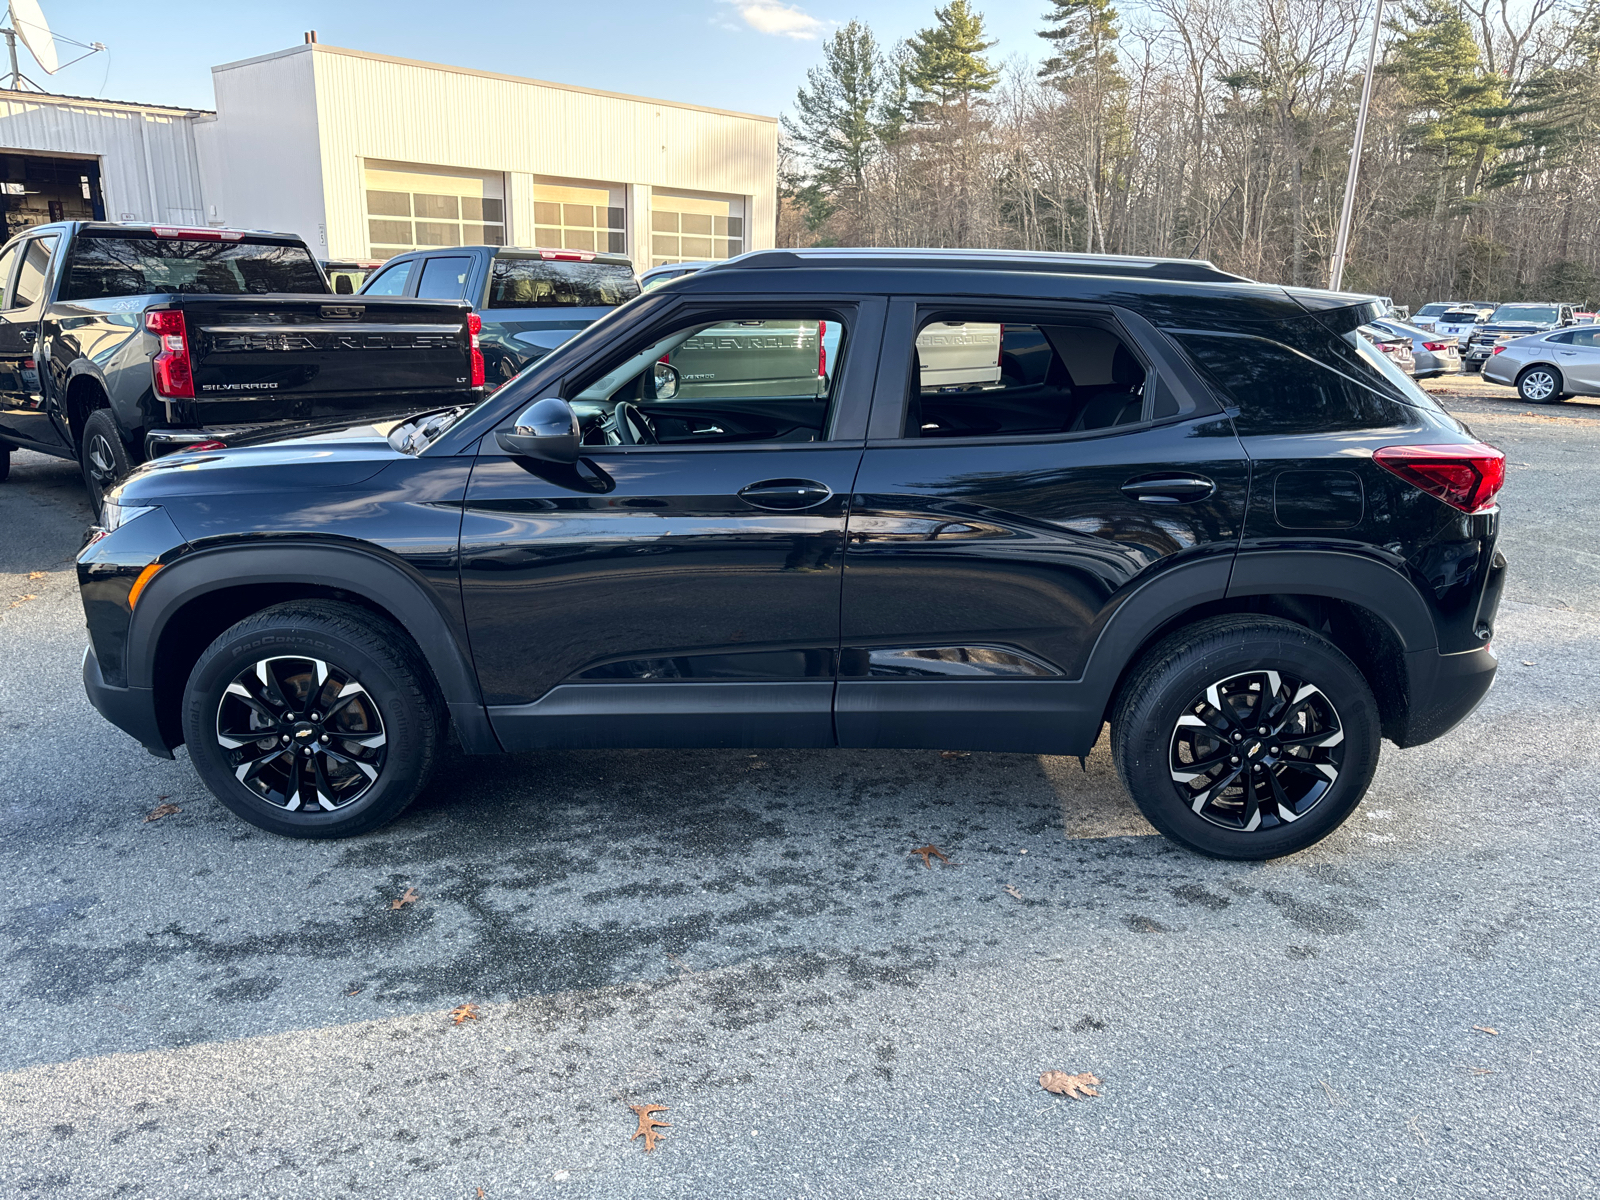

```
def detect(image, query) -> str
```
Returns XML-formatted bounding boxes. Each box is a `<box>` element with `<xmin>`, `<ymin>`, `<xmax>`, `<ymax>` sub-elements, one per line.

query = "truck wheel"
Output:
<box><xmin>1516</xmin><ymin>365</ymin><xmax>1564</xmax><ymax>403</ymax></box>
<box><xmin>1110</xmin><ymin>615</ymin><xmax>1380</xmax><ymax>860</ymax></box>
<box><xmin>181</xmin><ymin>601</ymin><xmax>446</xmax><ymax>839</ymax></box>
<box><xmin>80</xmin><ymin>409</ymin><xmax>133</xmax><ymax>512</ymax></box>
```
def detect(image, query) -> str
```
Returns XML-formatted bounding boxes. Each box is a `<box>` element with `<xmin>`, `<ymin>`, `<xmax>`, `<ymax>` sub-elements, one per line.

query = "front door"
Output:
<box><xmin>459</xmin><ymin>296</ymin><xmax>882</xmax><ymax>750</ymax></box>
<box><xmin>837</xmin><ymin>299</ymin><xmax>1250</xmax><ymax>754</ymax></box>
<box><xmin>0</xmin><ymin>233</ymin><xmax>65</xmax><ymax>451</ymax></box>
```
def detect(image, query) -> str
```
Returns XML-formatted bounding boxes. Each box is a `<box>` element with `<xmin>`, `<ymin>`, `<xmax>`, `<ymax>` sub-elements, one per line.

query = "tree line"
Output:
<box><xmin>779</xmin><ymin>0</ymin><xmax>1600</xmax><ymax>308</ymax></box>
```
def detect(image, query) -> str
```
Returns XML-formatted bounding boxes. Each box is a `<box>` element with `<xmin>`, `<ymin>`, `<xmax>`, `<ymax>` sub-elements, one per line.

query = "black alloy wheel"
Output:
<box><xmin>216</xmin><ymin>655</ymin><xmax>388</xmax><ymax>812</ymax></box>
<box><xmin>1168</xmin><ymin>669</ymin><xmax>1344</xmax><ymax>833</ymax></box>
<box><xmin>1111</xmin><ymin>616</ymin><xmax>1380</xmax><ymax>860</ymax></box>
<box><xmin>79</xmin><ymin>409</ymin><xmax>133</xmax><ymax>513</ymax></box>
<box><xmin>182</xmin><ymin>601</ymin><xmax>444</xmax><ymax>838</ymax></box>
<box><xmin>1516</xmin><ymin>365</ymin><xmax>1563</xmax><ymax>403</ymax></box>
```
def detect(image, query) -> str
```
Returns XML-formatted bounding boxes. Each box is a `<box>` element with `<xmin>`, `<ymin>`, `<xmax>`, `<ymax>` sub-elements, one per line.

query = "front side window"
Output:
<box><xmin>10</xmin><ymin>235</ymin><xmax>58</xmax><ymax>307</ymax></box>
<box><xmin>361</xmin><ymin>260</ymin><xmax>412</xmax><ymax>296</ymax></box>
<box><xmin>487</xmin><ymin>257</ymin><xmax>640</xmax><ymax>309</ymax></box>
<box><xmin>415</xmin><ymin>256</ymin><xmax>472</xmax><ymax>300</ymax></box>
<box><xmin>567</xmin><ymin>312</ymin><xmax>847</xmax><ymax>446</ymax></box>
<box><xmin>899</xmin><ymin>317</ymin><xmax>1153</xmax><ymax>439</ymax></box>
<box><xmin>60</xmin><ymin>235</ymin><xmax>325</xmax><ymax>299</ymax></box>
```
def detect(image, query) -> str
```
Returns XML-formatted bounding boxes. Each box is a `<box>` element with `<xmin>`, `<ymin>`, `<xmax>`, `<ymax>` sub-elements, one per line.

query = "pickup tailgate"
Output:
<box><xmin>182</xmin><ymin>296</ymin><xmax>474</xmax><ymax>424</ymax></box>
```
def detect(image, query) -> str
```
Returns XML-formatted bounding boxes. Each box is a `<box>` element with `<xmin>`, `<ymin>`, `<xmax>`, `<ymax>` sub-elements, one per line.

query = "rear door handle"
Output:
<box><xmin>738</xmin><ymin>478</ymin><xmax>833</xmax><ymax>510</ymax></box>
<box><xmin>1121</xmin><ymin>474</ymin><xmax>1216</xmax><ymax>504</ymax></box>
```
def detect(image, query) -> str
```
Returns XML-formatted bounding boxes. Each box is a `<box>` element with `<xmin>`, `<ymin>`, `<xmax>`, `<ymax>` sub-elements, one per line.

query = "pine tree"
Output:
<box><xmin>781</xmin><ymin>20</ymin><xmax>888</xmax><ymax>228</ymax></box>
<box><xmin>1036</xmin><ymin>0</ymin><xmax>1125</xmax><ymax>253</ymax></box>
<box><xmin>908</xmin><ymin>1</ymin><xmax>1000</xmax><ymax>114</ymax></box>
<box><xmin>1037</xmin><ymin>0</ymin><xmax>1120</xmax><ymax>86</ymax></box>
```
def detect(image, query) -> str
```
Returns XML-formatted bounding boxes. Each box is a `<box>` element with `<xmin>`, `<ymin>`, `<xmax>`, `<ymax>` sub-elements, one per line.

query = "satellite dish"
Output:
<box><xmin>8</xmin><ymin>0</ymin><xmax>57</xmax><ymax>75</ymax></box>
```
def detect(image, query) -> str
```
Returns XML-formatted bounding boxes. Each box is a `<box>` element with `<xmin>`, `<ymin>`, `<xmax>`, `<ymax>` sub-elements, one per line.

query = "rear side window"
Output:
<box><xmin>6</xmin><ymin>236</ymin><xmax>53</xmax><ymax>308</ymax></box>
<box><xmin>1175</xmin><ymin>333</ymin><xmax>1409</xmax><ymax>432</ymax></box>
<box><xmin>60</xmin><ymin>235</ymin><xmax>327</xmax><ymax>299</ymax></box>
<box><xmin>416</xmin><ymin>255</ymin><xmax>472</xmax><ymax>300</ymax></box>
<box><xmin>487</xmin><ymin>257</ymin><xmax>641</xmax><ymax>309</ymax></box>
<box><xmin>362</xmin><ymin>260</ymin><xmax>413</xmax><ymax>296</ymax></box>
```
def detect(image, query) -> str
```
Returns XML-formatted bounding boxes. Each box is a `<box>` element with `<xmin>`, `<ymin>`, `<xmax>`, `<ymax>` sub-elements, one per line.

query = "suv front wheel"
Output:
<box><xmin>182</xmin><ymin>601</ymin><xmax>445</xmax><ymax>838</ymax></box>
<box><xmin>1111</xmin><ymin>616</ymin><xmax>1380</xmax><ymax>860</ymax></box>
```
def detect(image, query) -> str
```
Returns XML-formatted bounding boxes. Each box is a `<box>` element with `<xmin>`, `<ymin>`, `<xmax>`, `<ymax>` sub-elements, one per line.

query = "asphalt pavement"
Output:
<box><xmin>2</xmin><ymin>382</ymin><xmax>1598</xmax><ymax>1198</ymax></box>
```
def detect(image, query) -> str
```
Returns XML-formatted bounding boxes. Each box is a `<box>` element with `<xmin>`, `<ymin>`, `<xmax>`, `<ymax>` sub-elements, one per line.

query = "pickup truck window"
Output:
<box><xmin>487</xmin><ymin>258</ymin><xmax>640</xmax><ymax>309</ymax></box>
<box><xmin>10</xmin><ymin>235</ymin><xmax>59</xmax><ymax>308</ymax></box>
<box><xmin>59</xmin><ymin>235</ymin><xmax>328</xmax><ymax>300</ymax></box>
<box><xmin>0</xmin><ymin>241</ymin><xmax>18</xmax><ymax>306</ymax></box>
<box><xmin>417</xmin><ymin>256</ymin><xmax>472</xmax><ymax>300</ymax></box>
<box><xmin>363</xmin><ymin>260</ymin><xmax>413</xmax><ymax>296</ymax></box>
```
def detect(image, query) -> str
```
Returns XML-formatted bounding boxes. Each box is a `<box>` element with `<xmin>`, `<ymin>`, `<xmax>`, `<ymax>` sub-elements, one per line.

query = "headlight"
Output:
<box><xmin>98</xmin><ymin>501</ymin><xmax>158</xmax><ymax>532</ymax></box>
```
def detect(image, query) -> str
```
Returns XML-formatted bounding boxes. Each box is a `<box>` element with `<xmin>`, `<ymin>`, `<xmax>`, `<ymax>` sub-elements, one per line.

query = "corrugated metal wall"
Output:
<box><xmin>303</xmin><ymin>47</ymin><xmax>777</xmax><ymax>265</ymax></box>
<box><xmin>0</xmin><ymin>92</ymin><xmax>207</xmax><ymax>224</ymax></box>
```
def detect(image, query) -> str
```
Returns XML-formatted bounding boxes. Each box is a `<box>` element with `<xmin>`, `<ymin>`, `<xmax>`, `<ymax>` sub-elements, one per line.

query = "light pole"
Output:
<box><xmin>1329</xmin><ymin>0</ymin><xmax>1385</xmax><ymax>291</ymax></box>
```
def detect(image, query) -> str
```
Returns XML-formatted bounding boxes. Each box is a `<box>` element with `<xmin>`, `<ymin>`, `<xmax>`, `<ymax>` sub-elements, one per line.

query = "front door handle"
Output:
<box><xmin>738</xmin><ymin>478</ymin><xmax>833</xmax><ymax>510</ymax></box>
<box><xmin>1121</xmin><ymin>474</ymin><xmax>1216</xmax><ymax>504</ymax></box>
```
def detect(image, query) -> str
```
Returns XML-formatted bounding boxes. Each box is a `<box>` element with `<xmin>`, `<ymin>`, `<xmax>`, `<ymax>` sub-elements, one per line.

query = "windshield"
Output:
<box><xmin>1491</xmin><ymin>304</ymin><xmax>1559</xmax><ymax>324</ymax></box>
<box><xmin>487</xmin><ymin>258</ymin><xmax>640</xmax><ymax>309</ymax></box>
<box><xmin>61</xmin><ymin>234</ymin><xmax>328</xmax><ymax>299</ymax></box>
<box><xmin>1414</xmin><ymin>304</ymin><xmax>1452</xmax><ymax>318</ymax></box>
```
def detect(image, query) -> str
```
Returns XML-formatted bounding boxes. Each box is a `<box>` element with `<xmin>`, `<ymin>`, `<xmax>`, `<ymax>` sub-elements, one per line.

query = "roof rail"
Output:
<box><xmin>719</xmin><ymin>247</ymin><xmax>1251</xmax><ymax>285</ymax></box>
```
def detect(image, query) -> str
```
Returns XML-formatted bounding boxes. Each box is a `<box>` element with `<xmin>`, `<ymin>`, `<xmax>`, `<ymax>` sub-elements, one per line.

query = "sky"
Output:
<box><xmin>25</xmin><ymin>0</ymin><xmax>1059</xmax><ymax>121</ymax></box>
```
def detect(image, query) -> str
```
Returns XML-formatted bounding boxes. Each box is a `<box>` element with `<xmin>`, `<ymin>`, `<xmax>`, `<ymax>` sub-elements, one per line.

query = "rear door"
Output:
<box><xmin>458</xmin><ymin>295</ymin><xmax>883</xmax><ymax>751</ymax></box>
<box><xmin>0</xmin><ymin>232</ymin><xmax>66</xmax><ymax>451</ymax></box>
<box><xmin>836</xmin><ymin>298</ymin><xmax>1249</xmax><ymax>754</ymax></box>
<box><xmin>1552</xmin><ymin>327</ymin><xmax>1600</xmax><ymax>390</ymax></box>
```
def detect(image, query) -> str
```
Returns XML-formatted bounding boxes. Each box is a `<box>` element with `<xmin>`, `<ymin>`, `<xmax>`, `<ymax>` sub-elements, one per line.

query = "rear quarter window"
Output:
<box><xmin>1173</xmin><ymin>332</ymin><xmax>1410</xmax><ymax>433</ymax></box>
<box><xmin>488</xmin><ymin>258</ymin><xmax>641</xmax><ymax>309</ymax></box>
<box><xmin>60</xmin><ymin>235</ymin><xmax>328</xmax><ymax>299</ymax></box>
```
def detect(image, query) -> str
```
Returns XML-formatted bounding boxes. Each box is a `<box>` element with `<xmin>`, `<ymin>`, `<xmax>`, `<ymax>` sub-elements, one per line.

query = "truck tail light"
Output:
<box><xmin>1374</xmin><ymin>442</ymin><xmax>1505</xmax><ymax>514</ymax></box>
<box><xmin>817</xmin><ymin>319</ymin><xmax>827</xmax><ymax>379</ymax></box>
<box><xmin>145</xmin><ymin>309</ymin><xmax>194</xmax><ymax>399</ymax></box>
<box><xmin>467</xmin><ymin>312</ymin><xmax>485</xmax><ymax>387</ymax></box>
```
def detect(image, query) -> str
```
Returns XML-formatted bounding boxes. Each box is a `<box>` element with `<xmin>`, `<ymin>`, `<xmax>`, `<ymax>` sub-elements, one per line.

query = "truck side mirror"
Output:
<box><xmin>496</xmin><ymin>397</ymin><xmax>580</xmax><ymax>463</ymax></box>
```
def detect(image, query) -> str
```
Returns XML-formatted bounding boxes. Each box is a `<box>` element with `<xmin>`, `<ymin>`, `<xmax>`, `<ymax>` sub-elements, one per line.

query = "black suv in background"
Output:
<box><xmin>78</xmin><ymin>249</ymin><xmax>1506</xmax><ymax>860</ymax></box>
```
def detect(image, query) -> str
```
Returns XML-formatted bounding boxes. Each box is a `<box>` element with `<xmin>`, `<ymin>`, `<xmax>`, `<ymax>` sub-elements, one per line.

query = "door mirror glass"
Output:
<box><xmin>496</xmin><ymin>397</ymin><xmax>580</xmax><ymax>462</ymax></box>
<box><xmin>652</xmin><ymin>361</ymin><xmax>680</xmax><ymax>399</ymax></box>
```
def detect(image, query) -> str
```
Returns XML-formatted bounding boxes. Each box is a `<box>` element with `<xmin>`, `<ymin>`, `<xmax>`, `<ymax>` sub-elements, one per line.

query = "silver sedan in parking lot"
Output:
<box><xmin>1482</xmin><ymin>325</ymin><xmax>1600</xmax><ymax>402</ymax></box>
<box><xmin>1367</xmin><ymin>316</ymin><xmax>1462</xmax><ymax>378</ymax></box>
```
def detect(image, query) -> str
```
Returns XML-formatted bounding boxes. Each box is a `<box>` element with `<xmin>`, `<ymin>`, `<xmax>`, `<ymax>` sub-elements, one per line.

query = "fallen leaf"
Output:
<box><xmin>1003</xmin><ymin>884</ymin><xmax>1024</xmax><ymax>900</ymax></box>
<box><xmin>1468</xmin><ymin>1067</ymin><xmax>1493</xmax><ymax>1076</ymax></box>
<box><xmin>1319</xmin><ymin>1078</ymin><xmax>1342</xmax><ymax>1105</ymax></box>
<box><xmin>939</xmin><ymin>750</ymin><xmax>969</xmax><ymax>760</ymax></box>
<box><xmin>1039</xmin><ymin>1070</ymin><xmax>1100</xmax><ymax>1099</ymax></box>
<box><xmin>478</xmin><ymin>1189</ymin><xmax>487</xmax><ymax>1198</ymax></box>
<box><xmin>28</xmin><ymin>571</ymin><xmax>46</xmax><ymax>580</ymax></box>
<box><xmin>347</xmin><ymin>989</ymin><xmax>362</xmax><ymax>996</ymax></box>
<box><xmin>666</xmin><ymin>953</ymin><xmax>693</xmax><ymax>974</ymax></box>
<box><xmin>1473</xmin><ymin>1025</ymin><xmax>1499</xmax><ymax>1036</ymax></box>
<box><xmin>9</xmin><ymin>593</ymin><xmax>37</xmax><ymax>608</ymax></box>
<box><xmin>450</xmin><ymin>1003</ymin><xmax>480</xmax><ymax>1024</ymax></box>
<box><xmin>1407</xmin><ymin>1114</ymin><xmax>1427</xmax><ymax>1146</ymax></box>
<box><xmin>144</xmin><ymin>803</ymin><xmax>181</xmax><ymax>822</ymax></box>
<box><xmin>391</xmin><ymin>887</ymin><xmax>420</xmax><ymax>910</ymax></box>
<box><xmin>629</xmin><ymin>1103</ymin><xmax>670</xmax><ymax>1152</ymax></box>
<box><xmin>910</xmin><ymin>843</ymin><xmax>951</xmax><ymax>868</ymax></box>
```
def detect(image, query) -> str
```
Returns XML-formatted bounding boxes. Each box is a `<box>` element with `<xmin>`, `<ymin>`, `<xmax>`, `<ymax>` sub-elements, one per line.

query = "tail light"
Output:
<box><xmin>1374</xmin><ymin>442</ymin><xmax>1505</xmax><ymax>514</ymax></box>
<box><xmin>817</xmin><ymin>319</ymin><xmax>827</xmax><ymax>379</ymax></box>
<box><xmin>1491</xmin><ymin>345</ymin><xmax>1504</xmax><ymax>355</ymax></box>
<box><xmin>145</xmin><ymin>309</ymin><xmax>194</xmax><ymax>399</ymax></box>
<box><xmin>1423</xmin><ymin>341</ymin><xmax>1447</xmax><ymax>352</ymax></box>
<box><xmin>185</xmin><ymin>440</ymin><xmax>228</xmax><ymax>452</ymax></box>
<box><xmin>467</xmin><ymin>312</ymin><xmax>485</xmax><ymax>387</ymax></box>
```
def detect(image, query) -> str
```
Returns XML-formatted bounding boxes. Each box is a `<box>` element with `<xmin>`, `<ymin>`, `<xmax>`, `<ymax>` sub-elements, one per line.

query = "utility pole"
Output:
<box><xmin>1329</xmin><ymin>0</ymin><xmax>1384</xmax><ymax>292</ymax></box>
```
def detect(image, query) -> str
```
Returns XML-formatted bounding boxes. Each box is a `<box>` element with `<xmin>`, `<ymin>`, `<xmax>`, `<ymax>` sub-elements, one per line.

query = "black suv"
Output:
<box><xmin>77</xmin><ymin>249</ymin><xmax>1506</xmax><ymax>859</ymax></box>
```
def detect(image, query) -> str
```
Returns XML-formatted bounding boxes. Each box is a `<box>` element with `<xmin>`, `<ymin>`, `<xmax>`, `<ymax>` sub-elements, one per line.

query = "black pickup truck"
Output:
<box><xmin>0</xmin><ymin>222</ymin><xmax>483</xmax><ymax>507</ymax></box>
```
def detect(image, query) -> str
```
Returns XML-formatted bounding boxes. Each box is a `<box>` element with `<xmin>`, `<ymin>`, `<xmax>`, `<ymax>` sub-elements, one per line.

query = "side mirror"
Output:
<box><xmin>496</xmin><ymin>397</ymin><xmax>580</xmax><ymax>463</ymax></box>
<box><xmin>652</xmin><ymin>361</ymin><xmax>680</xmax><ymax>400</ymax></box>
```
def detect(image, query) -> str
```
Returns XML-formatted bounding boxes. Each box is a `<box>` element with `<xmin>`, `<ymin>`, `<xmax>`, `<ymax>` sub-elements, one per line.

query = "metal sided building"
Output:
<box><xmin>0</xmin><ymin>41</ymin><xmax>779</xmax><ymax>273</ymax></box>
<box><xmin>200</xmin><ymin>41</ymin><xmax>778</xmax><ymax>271</ymax></box>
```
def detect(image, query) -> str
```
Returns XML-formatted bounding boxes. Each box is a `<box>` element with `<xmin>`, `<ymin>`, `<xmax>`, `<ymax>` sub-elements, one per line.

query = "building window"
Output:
<box><xmin>649</xmin><ymin>193</ymin><xmax>743</xmax><ymax>267</ymax></box>
<box><xmin>532</xmin><ymin>182</ymin><xmax>625</xmax><ymax>255</ymax></box>
<box><xmin>364</xmin><ymin>162</ymin><xmax>505</xmax><ymax>261</ymax></box>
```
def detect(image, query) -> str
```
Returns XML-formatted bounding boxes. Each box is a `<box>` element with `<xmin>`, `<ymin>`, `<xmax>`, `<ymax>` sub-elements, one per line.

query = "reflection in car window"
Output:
<box><xmin>489</xmin><ymin>258</ymin><xmax>641</xmax><ymax>308</ymax></box>
<box><xmin>59</xmin><ymin>235</ymin><xmax>324</xmax><ymax>299</ymax></box>
<box><xmin>569</xmin><ymin>314</ymin><xmax>847</xmax><ymax>446</ymax></box>
<box><xmin>10</xmin><ymin>236</ymin><xmax>58</xmax><ymax>307</ymax></box>
<box><xmin>901</xmin><ymin>319</ymin><xmax>1148</xmax><ymax>439</ymax></box>
<box><xmin>0</xmin><ymin>241</ymin><xmax>19</xmax><ymax>307</ymax></box>
<box><xmin>417</xmin><ymin>256</ymin><xmax>472</xmax><ymax>300</ymax></box>
<box><xmin>362</xmin><ymin>260</ymin><xmax>413</xmax><ymax>296</ymax></box>
<box><xmin>1176</xmin><ymin>333</ymin><xmax>1408</xmax><ymax>432</ymax></box>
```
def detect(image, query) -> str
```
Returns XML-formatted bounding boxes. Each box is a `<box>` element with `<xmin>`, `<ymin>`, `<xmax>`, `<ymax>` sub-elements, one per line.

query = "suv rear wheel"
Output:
<box><xmin>1516</xmin><ymin>365</ymin><xmax>1564</xmax><ymax>403</ymax></box>
<box><xmin>1111</xmin><ymin>616</ymin><xmax>1380</xmax><ymax>860</ymax></box>
<box><xmin>181</xmin><ymin>601</ymin><xmax>445</xmax><ymax>838</ymax></box>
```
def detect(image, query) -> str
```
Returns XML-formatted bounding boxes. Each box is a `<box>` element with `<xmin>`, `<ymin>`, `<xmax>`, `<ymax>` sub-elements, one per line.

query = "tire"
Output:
<box><xmin>1516</xmin><ymin>365</ymin><xmax>1563</xmax><ymax>404</ymax></box>
<box><xmin>1110</xmin><ymin>615</ymin><xmax>1380</xmax><ymax>860</ymax></box>
<box><xmin>0</xmin><ymin>443</ymin><xmax>9</xmax><ymax>482</ymax></box>
<box><xmin>181</xmin><ymin>601</ymin><xmax>446</xmax><ymax>839</ymax></box>
<box><xmin>79</xmin><ymin>408</ymin><xmax>134</xmax><ymax>513</ymax></box>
